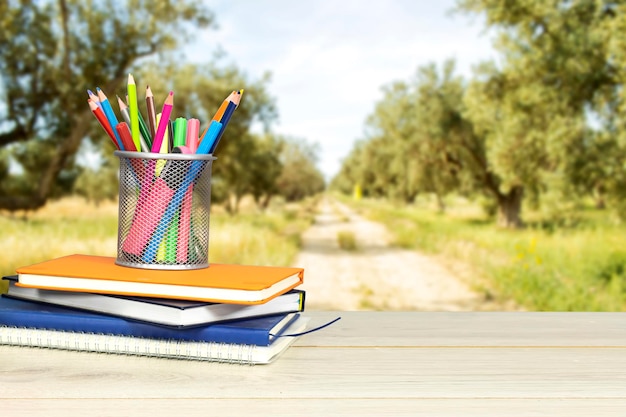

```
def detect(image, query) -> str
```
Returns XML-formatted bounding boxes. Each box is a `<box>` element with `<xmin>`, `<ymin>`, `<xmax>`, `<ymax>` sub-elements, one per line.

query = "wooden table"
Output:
<box><xmin>2</xmin><ymin>311</ymin><xmax>626</xmax><ymax>416</ymax></box>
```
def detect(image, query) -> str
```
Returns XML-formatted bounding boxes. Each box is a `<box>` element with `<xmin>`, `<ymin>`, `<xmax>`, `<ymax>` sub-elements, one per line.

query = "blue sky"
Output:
<box><xmin>186</xmin><ymin>0</ymin><xmax>498</xmax><ymax>180</ymax></box>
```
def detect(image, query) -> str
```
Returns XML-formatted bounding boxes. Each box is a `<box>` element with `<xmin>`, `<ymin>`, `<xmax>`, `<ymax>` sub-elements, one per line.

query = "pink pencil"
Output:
<box><xmin>150</xmin><ymin>91</ymin><xmax>174</xmax><ymax>153</ymax></box>
<box><xmin>171</xmin><ymin>145</ymin><xmax>194</xmax><ymax>262</ymax></box>
<box><xmin>186</xmin><ymin>118</ymin><xmax>200</xmax><ymax>153</ymax></box>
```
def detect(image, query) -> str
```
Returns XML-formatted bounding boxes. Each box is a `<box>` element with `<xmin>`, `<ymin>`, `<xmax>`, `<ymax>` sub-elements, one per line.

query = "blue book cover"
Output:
<box><xmin>0</xmin><ymin>296</ymin><xmax>298</xmax><ymax>346</ymax></box>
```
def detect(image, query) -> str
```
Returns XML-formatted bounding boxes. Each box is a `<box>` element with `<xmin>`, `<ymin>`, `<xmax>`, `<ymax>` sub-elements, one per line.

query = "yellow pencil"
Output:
<box><xmin>127</xmin><ymin>74</ymin><xmax>140</xmax><ymax>152</ymax></box>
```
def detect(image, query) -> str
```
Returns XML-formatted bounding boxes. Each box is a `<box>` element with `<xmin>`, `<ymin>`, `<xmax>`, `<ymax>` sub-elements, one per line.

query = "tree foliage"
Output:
<box><xmin>134</xmin><ymin>62</ymin><xmax>280</xmax><ymax>213</ymax></box>
<box><xmin>333</xmin><ymin>0</ymin><xmax>626</xmax><ymax>228</ymax></box>
<box><xmin>0</xmin><ymin>1</ymin><xmax>326</xmax><ymax>213</ymax></box>
<box><xmin>276</xmin><ymin>136</ymin><xmax>326</xmax><ymax>202</ymax></box>
<box><xmin>0</xmin><ymin>0</ymin><xmax>213</xmax><ymax>211</ymax></box>
<box><xmin>459</xmin><ymin>0</ymin><xmax>621</xmax><ymax>226</ymax></box>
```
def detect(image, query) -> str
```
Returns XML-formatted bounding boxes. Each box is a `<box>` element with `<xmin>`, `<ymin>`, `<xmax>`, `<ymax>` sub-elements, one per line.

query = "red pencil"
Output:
<box><xmin>115</xmin><ymin>122</ymin><xmax>137</xmax><ymax>152</ymax></box>
<box><xmin>88</xmin><ymin>99</ymin><xmax>119</xmax><ymax>149</ymax></box>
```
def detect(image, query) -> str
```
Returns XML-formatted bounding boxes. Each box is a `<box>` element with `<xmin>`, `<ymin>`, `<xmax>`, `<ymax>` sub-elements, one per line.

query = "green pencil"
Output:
<box><xmin>137</xmin><ymin>110</ymin><xmax>152</xmax><ymax>150</ymax></box>
<box><xmin>173</xmin><ymin>117</ymin><xmax>187</xmax><ymax>148</ymax></box>
<box><xmin>165</xmin><ymin>211</ymin><xmax>179</xmax><ymax>263</ymax></box>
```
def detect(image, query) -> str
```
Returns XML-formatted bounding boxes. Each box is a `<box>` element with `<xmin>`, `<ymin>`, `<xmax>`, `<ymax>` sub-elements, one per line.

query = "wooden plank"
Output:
<box><xmin>5</xmin><ymin>399</ymin><xmax>626</xmax><ymax>417</ymax></box>
<box><xmin>2</xmin><ymin>345</ymin><xmax>626</xmax><ymax>399</ymax></box>
<box><xmin>299</xmin><ymin>312</ymin><xmax>626</xmax><ymax>347</ymax></box>
<box><xmin>3</xmin><ymin>312</ymin><xmax>626</xmax><ymax>416</ymax></box>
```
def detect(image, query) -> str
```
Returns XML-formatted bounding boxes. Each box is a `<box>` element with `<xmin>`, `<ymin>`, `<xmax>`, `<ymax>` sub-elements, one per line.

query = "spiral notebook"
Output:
<box><xmin>0</xmin><ymin>296</ymin><xmax>309</xmax><ymax>364</ymax></box>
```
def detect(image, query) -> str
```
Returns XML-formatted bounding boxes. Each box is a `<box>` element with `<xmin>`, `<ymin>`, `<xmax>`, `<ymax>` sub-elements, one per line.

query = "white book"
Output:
<box><xmin>4</xmin><ymin>278</ymin><xmax>305</xmax><ymax>328</ymax></box>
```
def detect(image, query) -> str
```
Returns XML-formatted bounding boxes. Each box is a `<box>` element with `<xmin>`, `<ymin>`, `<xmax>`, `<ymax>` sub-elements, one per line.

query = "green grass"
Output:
<box><xmin>209</xmin><ymin>202</ymin><xmax>314</xmax><ymax>266</ymax></box>
<box><xmin>0</xmin><ymin>196</ymin><xmax>315</xmax><ymax>289</ymax></box>
<box><xmin>337</xmin><ymin>230</ymin><xmax>357</xmax><ymax>251</ymax></box>
<box><xmin>339</xmin><ymin>194</ymin><xmax>626</xmax><ymax>311</ymax></box>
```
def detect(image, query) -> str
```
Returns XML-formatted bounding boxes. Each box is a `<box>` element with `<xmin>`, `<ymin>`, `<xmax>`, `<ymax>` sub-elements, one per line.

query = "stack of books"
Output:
<box><xmin>0</xmin><ymin>254</ymin><xmax>308</xmax><ymax>365</ymax></box>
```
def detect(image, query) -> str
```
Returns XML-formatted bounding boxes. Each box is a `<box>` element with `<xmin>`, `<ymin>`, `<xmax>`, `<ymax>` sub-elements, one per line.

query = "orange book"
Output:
<box><xmin>16</xmin><ymin>254</ymin><xmax>304</xmax><ymax>305</ymax></box>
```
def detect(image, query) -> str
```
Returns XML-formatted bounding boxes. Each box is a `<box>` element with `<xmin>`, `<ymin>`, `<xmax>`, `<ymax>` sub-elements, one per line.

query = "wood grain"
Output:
<box><xmin>2</xmin><ymin>311</ymin><xmax>625</xmax><ymax>416</ymax></box>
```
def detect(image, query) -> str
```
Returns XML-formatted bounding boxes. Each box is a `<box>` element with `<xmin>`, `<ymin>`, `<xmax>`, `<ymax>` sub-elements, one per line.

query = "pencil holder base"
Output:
<box><xmin>114</xmin><ymin>151</ymin><xmax>215</xmax><ymax>270</ymax></box>
<box><xmin>114</xmin><ymin>258</ymin><xmax>209</xmax><ymax>271</ymax></box>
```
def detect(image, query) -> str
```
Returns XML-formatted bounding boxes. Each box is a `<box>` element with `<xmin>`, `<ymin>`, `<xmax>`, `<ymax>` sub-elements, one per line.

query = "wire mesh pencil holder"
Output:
<box><xmin>115</xmin><ymin>151</ymin><xmax>216</xmax><ymax>270</ymax></box>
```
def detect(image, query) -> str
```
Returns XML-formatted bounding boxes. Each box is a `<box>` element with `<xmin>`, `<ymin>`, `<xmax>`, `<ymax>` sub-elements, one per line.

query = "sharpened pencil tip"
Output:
<box><xmin>128</xmin><ymin>73</ymin><xmax>135</xmax><ymax>84</ymax></box>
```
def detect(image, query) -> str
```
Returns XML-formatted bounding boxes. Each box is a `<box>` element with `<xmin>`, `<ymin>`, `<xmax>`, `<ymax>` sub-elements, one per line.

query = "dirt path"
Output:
<box><xmin>292</xmin><ymin>197</ymin><xmax>493</xmax><ymax>311</ymax></box>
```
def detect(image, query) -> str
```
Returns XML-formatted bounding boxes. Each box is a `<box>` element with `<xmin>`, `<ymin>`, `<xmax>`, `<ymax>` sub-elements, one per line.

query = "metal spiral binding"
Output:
<box><xmin>0</xmin><ymin>326</ymin><xmax>257</xmax><ymax>364</ymax></box>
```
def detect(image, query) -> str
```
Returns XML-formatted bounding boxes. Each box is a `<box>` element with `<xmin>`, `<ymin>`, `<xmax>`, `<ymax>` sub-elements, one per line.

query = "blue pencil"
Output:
<box><xmin>196</xmin><ymin>120</ymin><xmax>223</xmax><ymax>155</ymax></box>
<box><xmin>97</xmin><ymin>87</ymin><xmax>124</xmax><ymax>150</ymax></box>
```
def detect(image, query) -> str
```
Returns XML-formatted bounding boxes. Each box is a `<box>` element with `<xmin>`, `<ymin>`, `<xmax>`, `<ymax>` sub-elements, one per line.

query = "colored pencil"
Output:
<box><xmin>117</xmin><ymin>96</ymin><xmax>150</xmax><ymax>152</ymax></box>
<box><xmin>209</xmin><ymin>89</ymin><xmax>243</xmax><ymax>153</ymax></box>
<box><xmin>137</xmin><ymin>111</ymin><xmax>153</xmax><ymax>150</ymax></box>
<box><xmin>165</xmin><ymin>210</ymin><xmax>179</xmax><ymax>262</ymax></box>
<box><xmin>154</xmin><ymin>113</ymin><xmax>168</xmax><ymax>177</ymax></box>
<box><xmin>143</xmin><ymin>123</ymin><xmax>222</xmax><ymax>262</ymax></box>
<box><xmin>211</xmin><ymin>90</ymin><xmax>237</xmax><ymax>123</ymax></box>
<box><xmin>145</xmin><ymin>85</ymin><xmax>157</xmax><ymax>139</ymax></box>
<box><xmin>151</xmin><ymin>91</ymin><xmax>174</xmax><ymax>153</ymax></box>
<box><xmin>114</xmin><ymin>122</ymin><xmax>146</xmax><ymax>183</ymax></box>
<box><xmin>127</xmin><ymin>74</ymin><xmax>141</xmax><ymax>152</ymax></box>
<box><xmin>168</xmin><ymin>119</ymin><xmax>175</xmax><ymax>151</ymax></box>
<box><xmin>97</xmin><ymin>87</ymin><xmax>124</xmax><ymax>150</ymax></box>
<box><xmin>88</xmin><ymin>99</ymin><xmax>118</xmax><ymax>149</ymax></box>
<box><xmin>197</xmin><ymin>90</ymin><xmax>235</xmax><ymax>144</ymax></box>
<box><xmin>88</xmin><ymin>90</ymin><xmax>101</xmax><ymax>108</ymax></box>
<box><xmin>165</xmin><ymin>116</ymin><xmax>188</xmax><ymax>261</ymax></box>
<box><xmin>173</xmin><ymin>145</ymin><xmax>194</xmax><ymax>263</ymax></box>
<box><xmin>122</xmin><ymin>95</ymin><xmax>152</xmax><ymax>150</ymax></box>
<box><xmin>186</xmin><ymin>118</ymin><xmax>200</xmax><ymax>153</ymax></box>
<box><xmin>196</xmin><ymin>120</ymin><xmax>223</xmax><ymax>154</ymax></box>
<box><xmin>173</xmin><ymin>117</ymin><xmax>187</xmax><ymax>148</ymax></box>
<box><xmin>115</xmin><ymin>122</ymin><xmax>137</xmax><ymax>152</ymax></box>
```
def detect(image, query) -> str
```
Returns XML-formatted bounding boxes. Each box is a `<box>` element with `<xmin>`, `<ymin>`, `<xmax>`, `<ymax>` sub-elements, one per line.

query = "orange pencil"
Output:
<box><xmin>88</xmin><ymin>99</ymin><xmax>119</xmax><ymax>149</ymax></box>
<box><xmin>211</xmin><ymin>90</ymin><xmax>237</xmax><ymax>123</ymax></box>
<box><xmin>198</xmin><ymin>90</ymin><xmax>237</xmax><ymax>144</ymax></box>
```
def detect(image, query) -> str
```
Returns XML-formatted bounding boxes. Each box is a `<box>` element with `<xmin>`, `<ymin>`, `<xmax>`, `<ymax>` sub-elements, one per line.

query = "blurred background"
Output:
<box><xmin>2</xmin><ymin>0</ymin><xmax>626</xmax><ymax>311</ymax></box>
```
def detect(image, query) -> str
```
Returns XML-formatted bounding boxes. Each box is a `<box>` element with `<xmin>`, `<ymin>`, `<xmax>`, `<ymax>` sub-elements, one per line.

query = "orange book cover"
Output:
<box><xmin>16</xmin><ymin>254</ymin><xmax>304</xmax><ymax>305</ymax></box>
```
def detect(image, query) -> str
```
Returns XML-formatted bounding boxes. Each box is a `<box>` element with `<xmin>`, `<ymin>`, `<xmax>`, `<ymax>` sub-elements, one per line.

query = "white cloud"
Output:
<box><xmin>189</xmin><ymin>0</ymin><xmax>497</xmax><ymax>180</ymax></box>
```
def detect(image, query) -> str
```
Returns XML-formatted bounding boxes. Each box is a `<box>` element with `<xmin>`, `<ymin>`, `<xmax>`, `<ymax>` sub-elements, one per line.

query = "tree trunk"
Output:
<box><xmin>260</xmin><ymin>194</ymin><xmax>272</xmax><ymax>211</ymax></box>
<box><xmin>496</xmin><ymin>185</ymin><xmax>524</xmax><ymax>228</ymax></box>
<box><xmin>224</xmin><ymin>192</ymin><xmax>241</xmax><ymax>215</ymax></box>
<box><xmin>435</xmin><ymin>193</ymin><xmax>446</xmax><ymax>213</ymax></box>
<box><xmin>593</xmin><ymin>184</ymin><xmax>606</xmax><ymax>209</ymax></box>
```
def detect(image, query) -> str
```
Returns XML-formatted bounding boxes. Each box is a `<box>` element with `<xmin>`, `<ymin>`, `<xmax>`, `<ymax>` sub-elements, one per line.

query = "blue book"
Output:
<box><xmin>0</xmin><ymin>296</ymin><xmax>298</xmax><ymax>346</ymax></box>
<box><xmin>3</xmin><ymin>276</ymin><xmax>305</xmax><ymax>328</ymax></box>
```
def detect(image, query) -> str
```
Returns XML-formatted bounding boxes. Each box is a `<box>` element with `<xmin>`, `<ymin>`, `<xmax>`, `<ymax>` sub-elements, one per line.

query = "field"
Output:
<box><xmin>0</xmin><ymin>196</ymin><xmax>316</xmax><ymax>293</ymax></box>
<box><xmin>3</xmin><ymin>193</ymin><xmax>626</xmax><ymax>311</ymax></box>
<box><xmin>341</xmin><ymin>194</ymin><xmax>626</xmax><ymax>311</ymax></box>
